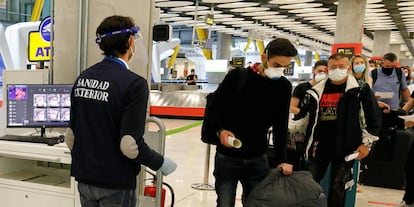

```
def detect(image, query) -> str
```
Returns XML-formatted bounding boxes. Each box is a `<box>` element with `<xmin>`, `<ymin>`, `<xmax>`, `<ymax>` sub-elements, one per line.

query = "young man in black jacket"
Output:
<box><xmin>208</xmin><ymin>38</ymin><xmax>297</xmax><ymax>207</ymax></box>
<box><xmin>289</xmin><ymin>53</ymin><xmax>381</xmax><ymax>207</ymax></box>
<box><xmin>65</xmin><ymin>15</ymin><xmax>176</xmax><ymax>207</ymax></box>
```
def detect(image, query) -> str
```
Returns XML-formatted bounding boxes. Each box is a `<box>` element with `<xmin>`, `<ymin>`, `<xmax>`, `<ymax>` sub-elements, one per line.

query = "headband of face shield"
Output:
<box><xmin>95</xmin><ymin>26</ymin><xmax>148</xmax><ymax>65</ymax></box>
<box><xmin>95</xmin><ymin>26</ymin><xmax>140</xmax><ymax>43</ymax></box>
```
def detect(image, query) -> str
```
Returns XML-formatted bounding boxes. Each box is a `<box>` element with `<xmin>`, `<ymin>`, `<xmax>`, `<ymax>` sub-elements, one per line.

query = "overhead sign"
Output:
<box><xmin>28</xmin><ymin>17</ymin><xmax>51</xmax><ymax>62</ymax></box>
<box><xmin>0</xmin><ymin>0</ymin><xmax>6</xmax><ymax>9</ymax></box>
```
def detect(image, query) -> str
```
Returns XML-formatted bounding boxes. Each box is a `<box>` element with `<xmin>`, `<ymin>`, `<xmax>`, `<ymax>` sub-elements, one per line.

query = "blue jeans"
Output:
<box><xmin>77</xmin><ymin>182</ymin><xmax>136</xmax><ymax>207</ymax></box>
<box><xmin>213</xmin><ymin>152</ymin><xmax>270</xmax><ymax>207</ymax></box>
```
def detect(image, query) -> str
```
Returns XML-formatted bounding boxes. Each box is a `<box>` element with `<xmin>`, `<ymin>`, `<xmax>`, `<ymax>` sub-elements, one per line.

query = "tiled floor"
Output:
<box><xmin>147</xmin><ymin>118</ymin><xmax>406</xmax><ymax>207</ymax></box>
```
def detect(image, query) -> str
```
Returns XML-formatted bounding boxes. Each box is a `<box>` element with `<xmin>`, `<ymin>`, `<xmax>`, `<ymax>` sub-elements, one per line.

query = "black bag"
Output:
<box><xmin>244</xmin><ymin>168</ymin><xmax>324</xmax><ymax>207</ymax></box>
<box><xmin>201</xmin><ymin>68</ymin><xmax>248</xmax><ymax>145</ymax></box>
<box><xmin>362</xmin><ymin>128</ymin><xmax>414</xmax><ymax>189</ymax></box>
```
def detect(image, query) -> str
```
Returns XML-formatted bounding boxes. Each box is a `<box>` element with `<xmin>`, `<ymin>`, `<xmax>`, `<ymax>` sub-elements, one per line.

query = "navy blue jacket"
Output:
<box><xmin>69</xmin><ymin>58</ymin><xmax>164</xmax><ymax>189</ymax></box>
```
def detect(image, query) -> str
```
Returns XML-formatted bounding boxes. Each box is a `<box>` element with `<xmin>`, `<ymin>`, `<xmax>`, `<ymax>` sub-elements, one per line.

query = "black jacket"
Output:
<box><xmin>208</xmin><ymin>68</ymin><xmax>291</xmax><ymax>165</ymax></box>
<box><xmin>290</xmin><ymin>75</ymin><xmax>382</xmax><ymax>160</ymax></box>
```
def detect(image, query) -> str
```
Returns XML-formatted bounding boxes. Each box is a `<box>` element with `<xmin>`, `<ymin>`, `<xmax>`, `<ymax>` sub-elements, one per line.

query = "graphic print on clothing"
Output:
<box><xmin>74</xmin><ymin>78</ymin><xmax>110</xmax><ymax>102</ymax></box>
<box><xmin>319</xmin><ymin>93</ymin><xmax>342</xmax><ymax>121</ymax></box>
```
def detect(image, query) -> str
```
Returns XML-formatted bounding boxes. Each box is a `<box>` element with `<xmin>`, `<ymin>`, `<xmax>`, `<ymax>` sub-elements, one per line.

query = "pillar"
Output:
<box><xmin>372</xmin><ymin>30</ymin><xmax>391</xmax><ymax>58</ymax></box>
<box><xmin>207</xmin><ymin>32</ymin><xmax>232</xmax><ymax>84</ymax></box>
<box><xmin>400</xmin><ymin>51</ymin><xmax>407</xmax><ymax>59</ymax></box>
<box><xmin>400</xmin><ymin>59</ymin><xmax>413</xmax><ymax>68</ymax></box>
<box><xmin>216</xmin><ymin>33</ymin><xmax>232</xmax><ymax>60</ymax></box>
<box><xmin>53</xmin><ymin>0</ymin><xmax>153</xmax><ymax>84</ymax></box>
<box><xmin>389</xmin><ymin>44</ymin><xmax>401</xmax><ymax>58</ymax></box>
<box><xmin>304</xmin><ymin>51</ymin><xmax>313</xmax><ymax>66</ymax></box>
<box><xmin>332</xmin><ymin>0</ymin><xmax>366</xmax><ymax>55</ymax></box>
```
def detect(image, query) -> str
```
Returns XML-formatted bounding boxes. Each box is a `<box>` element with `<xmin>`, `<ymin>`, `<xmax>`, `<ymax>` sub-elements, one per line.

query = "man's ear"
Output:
<box><xmin>128</xmin><ymin>36</ymin><xmax>134</xmax><ymax>48</ymax></box>
<box><xmin>261</xmin><ymin>53</ymin><xmax>267</xmax><ymax>65</ymax></box>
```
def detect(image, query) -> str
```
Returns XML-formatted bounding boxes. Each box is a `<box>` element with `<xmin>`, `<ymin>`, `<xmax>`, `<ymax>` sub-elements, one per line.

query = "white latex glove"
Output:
<box><xmin>65</xmin><ymin>127</ymin><xmax>75</xmax><ymax>150</ymax></box>
<box><xmin>120</xmin><ymin>135</ymin><xmax>139</xmax><ymax>159</ymax></box>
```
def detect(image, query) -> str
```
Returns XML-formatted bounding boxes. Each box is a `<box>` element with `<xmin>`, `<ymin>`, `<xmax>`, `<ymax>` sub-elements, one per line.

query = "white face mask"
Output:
<box><xmin>264</xmin><ymin>67</ymin><xmax>285</xmax><ymax>80</ymax></box>
<box><xmin>314</xmin><ymin>72</ymin><xmax>327</xmax><ymax>82</ymax></box>
<box><xmin>328</xmin><ymin>68</ymin><xmax>348</xmax><ymax>81</ymax></box>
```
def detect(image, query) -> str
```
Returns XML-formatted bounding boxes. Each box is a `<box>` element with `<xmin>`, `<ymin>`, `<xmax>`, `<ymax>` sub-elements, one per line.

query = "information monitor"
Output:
<box><xmin>6</xmin><ymin>84</ymin><xmax>73</xmax><ymax>137</ymax></box>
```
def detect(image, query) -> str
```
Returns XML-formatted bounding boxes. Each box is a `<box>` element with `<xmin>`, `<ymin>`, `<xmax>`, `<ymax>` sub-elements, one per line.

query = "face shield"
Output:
<box><xmin>95</xmin><ymin>26</ymin><xmax>148</xmax><ymax>65</ymax></box>
<box><xmin>131</xmin><ymin>31</ymin><xmax>148</xmax><ymax>65</ymax></box>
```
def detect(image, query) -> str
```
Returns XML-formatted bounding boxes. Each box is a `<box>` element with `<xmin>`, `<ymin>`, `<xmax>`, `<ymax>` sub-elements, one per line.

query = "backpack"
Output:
<box><xmin>201</xmin><ymin>68</ymin><xmax>248</xmax><ymax>145</ymax></box>
<box><xmin>371</xmin><ymin>68</ymin><xmax>403</xmax><ymax>91</ymax></box>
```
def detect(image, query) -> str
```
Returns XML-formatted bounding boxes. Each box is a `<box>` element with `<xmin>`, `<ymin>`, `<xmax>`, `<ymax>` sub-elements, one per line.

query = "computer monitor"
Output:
<box><xmin>6</xmin><ymin>84</ymin><xmax>72</xmax><ymax>137</ymax></box>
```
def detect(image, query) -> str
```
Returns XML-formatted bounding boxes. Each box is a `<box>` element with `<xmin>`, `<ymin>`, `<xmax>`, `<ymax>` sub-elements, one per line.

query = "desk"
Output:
<box><xmin>0</xmin><ymin>140</ymin><xmax>80</xmax><ymax>207</ymax></box>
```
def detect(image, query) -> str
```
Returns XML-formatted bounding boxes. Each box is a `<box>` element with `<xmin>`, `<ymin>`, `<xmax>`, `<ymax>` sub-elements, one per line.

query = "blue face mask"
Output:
<box><xmin>353</xmin><ymin>64</ymin><xmax>366</xmax><ymax>73</ymax></box>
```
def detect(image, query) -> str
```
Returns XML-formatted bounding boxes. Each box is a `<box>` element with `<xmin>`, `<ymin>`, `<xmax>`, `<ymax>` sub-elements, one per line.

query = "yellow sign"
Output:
<box><xmin>28</xmin><ymin>31</ymin><xmax>51</xmax><ymax>62</ymax></box>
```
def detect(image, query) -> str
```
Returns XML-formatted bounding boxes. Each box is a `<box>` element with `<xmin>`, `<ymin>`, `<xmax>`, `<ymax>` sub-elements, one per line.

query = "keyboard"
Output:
<box><xmin>0</xmin><ymin>134</ymin><xmax>65</xmax><ymax>146</ymax></box>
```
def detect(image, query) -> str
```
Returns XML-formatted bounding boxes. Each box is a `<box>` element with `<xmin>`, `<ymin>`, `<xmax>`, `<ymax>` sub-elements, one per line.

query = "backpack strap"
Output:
<box><xmin>395</xmin><ymin>67</ymin><xmax>403</xmax><ymax>91</ymax></box>
<box><xmin>371</xmin><ymin>69</ymin><xmax>377</xmax><ymax>85</ymax></box>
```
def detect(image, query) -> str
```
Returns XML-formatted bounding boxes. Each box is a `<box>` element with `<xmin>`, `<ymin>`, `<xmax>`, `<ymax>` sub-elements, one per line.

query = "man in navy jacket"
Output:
<box><xmin>66</xmin><ymin>15</ymin><xmax>176</xmax><ymax>207</ymax></box>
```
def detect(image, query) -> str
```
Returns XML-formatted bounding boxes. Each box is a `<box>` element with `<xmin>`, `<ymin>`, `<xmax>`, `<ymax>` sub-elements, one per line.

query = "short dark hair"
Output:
<box><xmin>96</xmin><ymin>15</ymin><xmax>135</xmax><ymax>57</ymax></box>
<box><xmin>383</xmin><ymin>52</ymin><xmax>398</xmax><ymax>62</ymax></box>
<box><xmin>314</xmin><ymin>60</ymin><xmax>327</xmax><ymax>68</ymax></box>
<box><xmin>328</xmin><ymin>53</ymin><xmax>349</xmax><ymax>61</ymax></box>
<box><xmin>264</xmin><ymin>38</ymin><xmax>298</xmax><ymax>60</ymax></box>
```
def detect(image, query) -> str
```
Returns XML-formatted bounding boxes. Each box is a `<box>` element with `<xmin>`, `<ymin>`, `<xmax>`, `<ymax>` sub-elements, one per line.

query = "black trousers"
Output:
<box><xmin>404</xmin><ymin>141</ymin><xmax>414</xmax><ymax>204</ymax></box>
<box><xmin>307</xmin><ymin>158</ymin><xmax>353</xmax><ymax>207</ymax></box>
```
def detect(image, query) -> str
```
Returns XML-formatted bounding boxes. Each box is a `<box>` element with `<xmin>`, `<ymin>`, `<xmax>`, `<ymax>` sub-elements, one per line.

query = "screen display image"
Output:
<box><xmin>7</xmin><ymin>84</ymin><xmax>72</xmax><ymax>128</ymax></box>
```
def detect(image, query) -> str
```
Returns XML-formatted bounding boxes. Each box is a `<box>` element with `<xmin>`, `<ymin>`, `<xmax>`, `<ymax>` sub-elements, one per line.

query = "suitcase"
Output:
<box><xmin>362</xmin><ymin>128</ymin><xmax>414</xmax><ymax>189</ymax></box>
<box><xmin>320</xmin><ymin>161</ymin><xmax>358</xmax><ymax>207</ymax></box>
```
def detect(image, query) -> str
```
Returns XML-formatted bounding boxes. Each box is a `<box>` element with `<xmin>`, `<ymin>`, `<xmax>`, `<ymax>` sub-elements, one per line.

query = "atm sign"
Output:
<box><xmin>28</xmin><ymin>31</ymin><xmax>51</xmax><ymax>62</ymax></box>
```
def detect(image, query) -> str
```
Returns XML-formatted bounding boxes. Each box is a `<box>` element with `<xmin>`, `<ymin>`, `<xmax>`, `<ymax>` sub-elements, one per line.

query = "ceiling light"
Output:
<box><xmin>155</xmin><ymin>1</ymin><xmax>193</xmax><ymax>8</ymax></box>
<box><xmin>202</xmin><ymin>0</ymin><xmax>241</xmax><ymax>3</ymax></box>
<box><xmin>365</xmin><ymin>8</ymin><xmax>387</xmax><ymax>13</ymax></box>
<box><xmin>241</xmin><ymin>11</ymin><xmax>279</xmax><ymax>16</ymax></box>
<box><xmin>186</xmin><ymin>10</ymin><xmax>222</xmax><ymax>16</ymax></box>
<box><xmin>304</xmin><ymin>16</ymin><xmax>336</xmax><ymax>20</ymax></box>
<box><xmin>399</xmin><ymin>6</ymin><xmax>414</xmax><ymax>11</ymax></box>
<box><xmin>214</xmin><ymin>17</ymin><xmax>244</xmax><ymax>22</ymax></box>
<box><xmin>231</xmin><ymin>7</ymin><xmax>270</xmax><ymax>13</ymax></box>
<box><xmin>296</xmin><ymin>12</ymin><xmax>335</xmax><ymax>17</ymax></box>
<box><xmin>269</xmin><ymin>0</ymin><xmax>315</xmax><ymax>4</ymax></box>
<box><xmin>279</xmin><ymin>3</ymin><xmax>322</xmax><ymax>9</ymax></box>
<box><xmin>217</xmin><ymin>2</ymin><xmax>259</xmax><ymax>8</ymax></box>
<box><xmin>289</xmin><ymin>8</ymin><xmax>329</xmax><ymax>13</ymax></box>
<box><xmin>398</xmin><ymin>1</ymin><xmax>414</xmax><ymax>6</ymax></box>
<box><xmin>160</xmin><ymin>13</ymin><xmax>179</xmax><ymax>18</ymax></box>
<box><xmin>171</xmin><ymin>6</ymin><xmax>209</xmax><ymax>12</ymax></box>
<box><xmin>162</xmin><ymin>17</ymin><xmax>193</xmax><ymax>22</ymax></box>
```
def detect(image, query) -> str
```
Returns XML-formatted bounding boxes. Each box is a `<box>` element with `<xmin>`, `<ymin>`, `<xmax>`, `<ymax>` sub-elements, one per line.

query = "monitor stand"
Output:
<box><xmin>40</xmin><ymin>126</ymin><xmax>46</xmax><ymax>138</ymax></box>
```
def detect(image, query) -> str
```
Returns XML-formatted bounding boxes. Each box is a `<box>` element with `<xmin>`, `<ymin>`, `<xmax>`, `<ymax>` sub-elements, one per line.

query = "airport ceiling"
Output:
<box><xmin>155</xmin><ymin>0</ymin><xmax>414</xmax><ymax>58</ymax></box>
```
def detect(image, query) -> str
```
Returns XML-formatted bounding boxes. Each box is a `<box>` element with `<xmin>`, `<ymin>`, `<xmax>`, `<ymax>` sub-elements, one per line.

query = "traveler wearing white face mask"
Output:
<box><xmin>288</xmin><ymin>53</ymin><xmax>381</xmax><ymax>207</ymax></box>
<box><xmin>291</xmin><ymin>60</ymin><xmax>328</xmax><ymax>116</ymax></box>
<box><xmin>288</xmin><ymin>60</ymin><xmax>327</xmax><ymax>170</ymax></box>
<box><xmin>208</xmin><ymin>38</ymin><xmax>297</xmax><ymax>207</ymax></box>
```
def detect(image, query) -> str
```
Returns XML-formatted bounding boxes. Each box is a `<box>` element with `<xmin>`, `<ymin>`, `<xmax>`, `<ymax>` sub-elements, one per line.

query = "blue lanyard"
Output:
<box><xmin>104</xmin><ymin>56</ymin><xmax>127</xmax><ymax>70</ymax></box>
